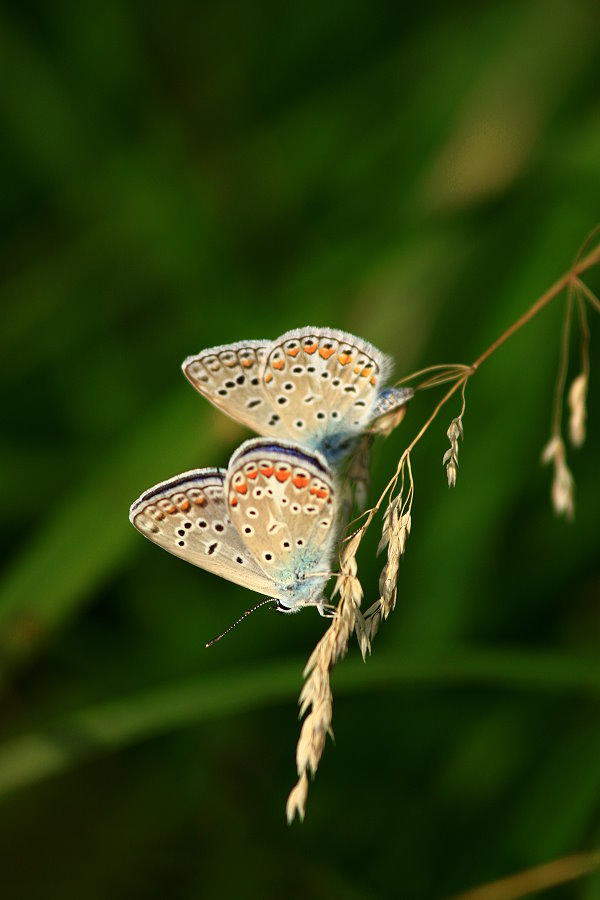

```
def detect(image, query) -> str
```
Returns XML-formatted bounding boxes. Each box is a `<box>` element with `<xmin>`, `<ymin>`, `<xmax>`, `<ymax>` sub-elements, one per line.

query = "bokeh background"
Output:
<box><xmin>2</xmin><ymin>1</ymin><xmax>600</xmax><ymax>897</ymax></box>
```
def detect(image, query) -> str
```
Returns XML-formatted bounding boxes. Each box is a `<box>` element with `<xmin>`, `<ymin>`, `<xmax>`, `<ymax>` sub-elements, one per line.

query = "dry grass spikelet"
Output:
<box><xmin>542</xmin><ymin>436</ymin><xmax>575</xmax><ymax>521</ymax></box>
<box><xmin>443</xmin><ymin>417</ymin><xmax>463</xmax><ymax>487</ymax></box>
<box><xmin>286</xmin><ymin>537</ymin><xmax>364</xmax><ymax>823</ymax></box>
<box><xmin>357</xmin><ymin>456</ymin><xmax>414</xmax><ymax>657</ymax></box>
<box><xmin>568</xmin><ymin>373</ymin><xmax>588</xmax><ymax>448</ymax></box>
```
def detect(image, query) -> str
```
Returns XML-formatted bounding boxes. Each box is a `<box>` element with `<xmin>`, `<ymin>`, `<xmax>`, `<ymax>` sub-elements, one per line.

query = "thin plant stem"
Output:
<box><xmin>575</xmin><ymin>284</ymin><xmax>591</xmax><ymax>379</ymax></box>
<box><xmin>451</xmin><ymin>847</ymin><xmax>600</xmax><ymax>900</ymax></box>
<box><xmin>551</xmin><ymin>286</ymin><xmax>574</xmax><ymax>438</ymax></box>
<box><xmin>576</xmin><ymin>276</ymin><xmax>600</xmax><ymax>315</ymax></box>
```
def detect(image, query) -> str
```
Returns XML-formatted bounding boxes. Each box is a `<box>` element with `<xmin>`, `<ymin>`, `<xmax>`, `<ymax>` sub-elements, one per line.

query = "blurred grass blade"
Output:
<box><xmin>0</xmin><ymin>399</ymin><xmax>239</xmax><ymax>676</ymax></box>
<box><xmin>3</xmin><ymin>648</ymin><xmax>600</xmax><ymax>801</ymax></box>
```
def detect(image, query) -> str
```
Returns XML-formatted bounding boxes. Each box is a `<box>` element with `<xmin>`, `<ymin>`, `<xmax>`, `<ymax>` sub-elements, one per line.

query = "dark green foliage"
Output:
<box><xmin>1</xmin><ymin>1</ymin><xmax>599</xmax><ymax>897</ymax></box>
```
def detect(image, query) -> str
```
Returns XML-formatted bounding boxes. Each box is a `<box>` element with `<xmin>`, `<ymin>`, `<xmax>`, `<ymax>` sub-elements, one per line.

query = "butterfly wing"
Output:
<box><xmin>225</xmin><ymin>438</ymin><xmax>338</xmax><ymax>610</ymax></box>
<box><xmin>369</xmin><ymin>386</ymin><xmax>414</xmax><ymax>435</ymax></box>
<box><xmin>259</xmin><ymin>328</ymin><xmax>393</xmax><ymax>460</ymax></box>
<box><xmin>182</xmin><ymin>340</ymin><xmax>290</xmax><ymax>438</ymax></box>
<box><xmin>129</xmin><ymin>468</ymin><xmax>277</xmax><ymax>597</ymax></box>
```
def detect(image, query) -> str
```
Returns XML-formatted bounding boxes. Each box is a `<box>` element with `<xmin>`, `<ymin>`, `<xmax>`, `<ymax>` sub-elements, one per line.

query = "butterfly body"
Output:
<box><xmin>183</xmin><ymin>327</ymin><xmax>412</xmax><ymax>465</ymax></box>
<box><xmin>129</xmin><ymin>439</ymin><xmax>337</xmax><ymax>613</ymax></box>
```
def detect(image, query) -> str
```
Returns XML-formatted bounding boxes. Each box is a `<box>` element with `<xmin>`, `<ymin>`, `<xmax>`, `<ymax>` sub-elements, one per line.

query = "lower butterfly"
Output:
<box><xmin>182</xmin><ymin>327</ymin><xmax>413</xmax><ymax>465</ymax></box>
<box><xmin>129</xmin><ymin>438</ymin><xmax>338</xmax><ymax>614</ymax></box>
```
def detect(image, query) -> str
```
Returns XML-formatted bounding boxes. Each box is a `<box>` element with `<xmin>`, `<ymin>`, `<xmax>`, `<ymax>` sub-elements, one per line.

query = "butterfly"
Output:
<box><xmin>182</xmin><ymin>327</ymin><xmax>413</xmax><ymax>465</ymax></box>
<box><xmin>129</xmin><ymin>438</ymin><xmax>338</xmax><ymax>614</ymax></box>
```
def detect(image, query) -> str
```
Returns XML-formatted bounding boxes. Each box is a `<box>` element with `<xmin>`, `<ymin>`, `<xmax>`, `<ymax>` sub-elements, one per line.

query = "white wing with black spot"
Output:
<box><xmin>182</xmin><ymin>341</ymin><xmax>290</xmax><ymax>438</ymax></box>
<box><xmin>129</xmin><ymin>468</ymin><xmax>277</xmax><ymax>597</ymax></box>
<box><xmin>225</xmin><ymin>438</ymin><xmax>337</xmax><ymax>609</ymax></box>
<box><xmin>260</xmin><ymin>327</ymin><xmax>392</xmax><ymax>454</ymax></box>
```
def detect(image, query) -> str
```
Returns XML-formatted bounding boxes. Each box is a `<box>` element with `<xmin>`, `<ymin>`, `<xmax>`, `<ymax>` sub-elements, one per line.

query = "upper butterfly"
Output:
<box><xmin>129</xmin><ymin>437</ymin><xmax>337</xmax><ymax>614</ymax></box>
<box><xmin>182</xmin><ymin>327</ymin><xmax>413</xmax><ymax>465</ymax></box>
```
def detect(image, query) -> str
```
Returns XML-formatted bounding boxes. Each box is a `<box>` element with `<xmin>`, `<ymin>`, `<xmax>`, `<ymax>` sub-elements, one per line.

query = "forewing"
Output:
<box><xmin>225</xmin><ymin>439</ymin><xmax>337</xmax><ymax>591</ymax></box>
<box><xmin>129</xmin><ymin>468</ymin><xmax>277</xmax><ymax>596</ymax></box>
<box><xmin>260</xmin><ymin>328</ymin><xmax>392</xmax><ymax>450</ymax></box>
<box><xmin>182</xmin><ymin>340</ymin><xmax>289</xmax><ymax>437</ymax></box>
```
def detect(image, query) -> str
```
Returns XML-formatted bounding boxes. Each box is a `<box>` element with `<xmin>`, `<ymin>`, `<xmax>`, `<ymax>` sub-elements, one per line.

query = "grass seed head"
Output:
<box><xmin>444</xmin><ymin>417</ymin><xmax>463</xmax><ymax>487</ymax></box>
<box><xmin>542</xmin><ymin>437</ymin><xmax>575</xmax><ymax>520</ymax></box>
<box><xmin>568</xmin><ymin>373</ymin><xmax>588</xmax><ymax>448</ymax></box>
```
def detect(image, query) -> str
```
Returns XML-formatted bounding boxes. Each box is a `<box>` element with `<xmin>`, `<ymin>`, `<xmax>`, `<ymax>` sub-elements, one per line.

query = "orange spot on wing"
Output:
<box><xmin>292</xmin><ymin>474</ymin><xmax>310</xmax><ymax>489</ymax></box>
<box><xmin>264</xmin><ymin>372</ymin><xmax>273</xmax><ymax>383</ymax></box>
<box><xmin>319</xmin><ymin>347</ymin><xmax>335</xmax><ymax>359</ymax></box>
<box><xmin>272</xmin><ymin>359</ymin><xmax>285</xmax><ymax>370</ymax></box>
<box><xmin>230</xmin><ymin>496</ymin><xmax>238</xmax><ymax>507</ymax></box>
<box><xmin>240</xmin><ymin>358</ymin><xmax>253</xmax><ymax>368</ymax></box>
<box><xmin>246</xmin><ymin>469</ymin><xmax>258</xmax><ymax>480</ymax></box>
<box><xmin>234</xmin><ymin>481</ymin><xmax>248</xmax><ymax>494</ymax></box>
<box><xmin>303</xmin><ymin>343</ymin><xmax>318</xmax><ymax>354</ymax></box>
<box><xmin>338</xmin><ymin>353</ymin><xmax>352</xmax><ymax>365</ymax></box>
<box><xmin>370</xmin><ymin>376</ymin><xmax>376</xmax><ymax>386</ymax></box>
<box><xmin>260</xmin><ymin>465</ymin><xmax>274</xmax><ymax>477</ymax></box>
<box><xmin>310</xmin><ymin>486</ymin><xmax>328</xmax><ymax>499</ymax></box>
<box><xmin>354</xmin><ymin>366</ymin><xmax>361</xmax><ymax>375</ymax></box>
<box><xmin>275</xmin><ymin>468</ymin><xmax>291</xmax><ymax>482</ymax></box>
<box><xmin>286</xmin><ymin>347</ymin><xmax>300</xmax><ymax>357</ymax></box>
<box><xmin>179</xmin><ymin>499</ymin><xmax>190</xmax><ymax>511</ymax></box>
<box><xmin>193</xmin><ymin>496</ymin><xmax>207</xmax><ymax>506</ymax></box>
<box><xmin>167</xmin><ymin>504</ymin><xmax>177</xmax><ymax>514</ymax></box>
<box><xmin>360</xmin><ymin>367</ymin><xmax>371</xmax><ymax>377</ymax></box>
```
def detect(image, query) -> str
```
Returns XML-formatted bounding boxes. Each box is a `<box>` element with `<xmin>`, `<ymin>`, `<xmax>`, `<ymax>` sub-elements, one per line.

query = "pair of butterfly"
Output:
<box><xmin>129</xmin><ymin>327</ymin><xmax>412</xmax><ymax>620</ymax></box>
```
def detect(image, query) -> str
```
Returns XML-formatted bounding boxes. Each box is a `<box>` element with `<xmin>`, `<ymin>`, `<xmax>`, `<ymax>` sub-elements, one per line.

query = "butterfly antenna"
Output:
<box><xmin>205</xmin><ymin>597</ymin><xmax>277</xmax><ymax>648</ymax></box>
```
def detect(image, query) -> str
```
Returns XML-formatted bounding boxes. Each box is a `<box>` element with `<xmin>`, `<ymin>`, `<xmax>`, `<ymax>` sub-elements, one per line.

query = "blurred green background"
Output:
<box><xmin>2</xmin><ymin>0</ymin><xmax>600</xmax><ymax>897</ymax></box>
